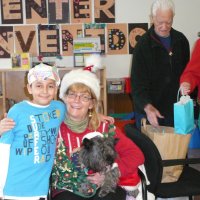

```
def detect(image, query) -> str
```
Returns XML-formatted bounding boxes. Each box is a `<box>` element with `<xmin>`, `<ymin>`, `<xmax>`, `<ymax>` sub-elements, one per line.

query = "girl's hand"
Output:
<box><xmin>0</xmin><ymin>113</ymin><xmax>15</xmax><ymax>136</ymax></box>
<box><xmin>98</xmin><ymin>113</ymin><xmax>114</xmax><ymax>124</ymax></box>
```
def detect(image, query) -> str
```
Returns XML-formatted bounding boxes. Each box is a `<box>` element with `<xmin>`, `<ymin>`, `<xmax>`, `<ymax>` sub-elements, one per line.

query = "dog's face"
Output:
<box><xmin>79</xmin><ymin>136</ymin><xmax>118</xmax><ymax>172</ymax></box>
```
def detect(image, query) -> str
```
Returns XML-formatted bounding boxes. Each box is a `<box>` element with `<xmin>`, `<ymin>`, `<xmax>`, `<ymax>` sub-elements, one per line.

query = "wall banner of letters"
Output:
<box><xmin>0</xmin><ymin>0</ymin><xmax>148</xmax><ymax>59</ymax></box>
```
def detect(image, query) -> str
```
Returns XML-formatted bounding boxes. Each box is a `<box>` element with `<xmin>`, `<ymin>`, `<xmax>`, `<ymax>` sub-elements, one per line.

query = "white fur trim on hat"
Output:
<box><xmin>28</xmin><ymin>63</ymin><xmax>60</xmax><ymax>86</ymax></box>
<box><xmin>82</xmin><ymin>131</ymin><xmax>103</xmax><ymax>141</ymax></box>
<box><xmin>59</xmin><ymin>69</ymin><xmax>100</xmax><ymax>100</ymax></box>
<box><xmin>84</xmin><ymin>54</ymin><xmax>103</xmax><ymax>72</ymax></box>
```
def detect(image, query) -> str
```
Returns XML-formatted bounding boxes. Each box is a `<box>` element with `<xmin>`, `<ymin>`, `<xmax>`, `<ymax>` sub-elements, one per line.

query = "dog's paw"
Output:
<box><xmin>98</xmin><ymin>186</ymin><xmax>116</xmax><ymax>198</ymax></box>
<box><xmin>98</xmin><ymin>189</ymin><xmax>110</xmax><ymax>198</ymax></box>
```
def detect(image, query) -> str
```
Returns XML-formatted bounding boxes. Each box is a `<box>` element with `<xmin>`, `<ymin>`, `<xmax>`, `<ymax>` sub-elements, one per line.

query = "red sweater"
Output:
<box><xmin>180</xmin><ymin>39</ymin><xmax>200</xmax><ymax>98</ymax></box>
<box><xmin>59</xmin><ymin>122</ymin><xmax>145</xmax><ymax>187</ymax></box>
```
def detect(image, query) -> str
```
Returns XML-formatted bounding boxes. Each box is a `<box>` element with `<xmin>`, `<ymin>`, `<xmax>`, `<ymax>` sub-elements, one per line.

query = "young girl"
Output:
<box><xmin>0</xmin><ymin>63</ymin><xmax>66</xmax><ymax>200</ymax></box>
<box><xmin>0</xmin><ymin>62</ymin><xmax>114</xmax><ymax>200</ymax></box>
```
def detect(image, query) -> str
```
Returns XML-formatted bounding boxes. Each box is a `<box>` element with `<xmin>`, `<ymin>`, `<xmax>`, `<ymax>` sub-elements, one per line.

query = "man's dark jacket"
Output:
<box><xmin>131</xmin><ymin>25</ymin><xmax>190</xmax><ymax>123</ymax></box>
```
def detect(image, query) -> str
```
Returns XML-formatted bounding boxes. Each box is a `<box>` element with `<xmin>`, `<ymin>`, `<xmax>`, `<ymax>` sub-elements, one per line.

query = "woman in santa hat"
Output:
<box><xmin>50</xmin><ymin>55</ymin><xmax>146</xmax><ymax>200</ymax></box>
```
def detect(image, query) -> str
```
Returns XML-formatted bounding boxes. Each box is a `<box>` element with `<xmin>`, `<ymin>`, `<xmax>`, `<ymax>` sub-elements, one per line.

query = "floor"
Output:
<box><xmin>188</xmin><ymin>148</ymin><xmax>200</xmax><ymax>171</ymax></box>
<box><xmin>188</xmin><ymin>148</ymin><xmax>200</xmax><ymax>200</ymax></box>
<box><xmin>157</xmin><ymin>149</ymin><xmax>200</xmax><ymax>200</ymax></box>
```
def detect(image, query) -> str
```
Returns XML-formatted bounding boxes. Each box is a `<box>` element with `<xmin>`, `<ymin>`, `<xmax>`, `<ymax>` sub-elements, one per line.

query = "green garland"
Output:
<box><xmin>51</xmin><ymin>139</ymin><xmax>97</xmax><ymax>198</ymax></box>
<box><xmin>103</xmin><ymin>124</ymin><xmax>116</xmax><ymax>138</ymax></box>
<box><xmin>51</xmin><ymin>124</ymin><xmax>116</xmax><ymax>198</ymax></box>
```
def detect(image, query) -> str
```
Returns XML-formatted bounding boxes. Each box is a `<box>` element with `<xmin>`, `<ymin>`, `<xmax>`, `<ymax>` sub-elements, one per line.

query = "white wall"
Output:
<box><xmin>105</xmin><ymin>0</ymin><xmax>200</xmax><ymax>78</ymax></box>
<box><xmin>1</xmin><ymin>1</ymin><xmax>199</xmax><ymax>77</ymax></box>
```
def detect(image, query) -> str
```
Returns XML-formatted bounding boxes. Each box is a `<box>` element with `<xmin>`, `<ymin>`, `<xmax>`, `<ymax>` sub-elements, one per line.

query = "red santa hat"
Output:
<box><xmin>59</xmin><ymin>54</ymin><xmax>103</xmax><ymax>100</ymax></box>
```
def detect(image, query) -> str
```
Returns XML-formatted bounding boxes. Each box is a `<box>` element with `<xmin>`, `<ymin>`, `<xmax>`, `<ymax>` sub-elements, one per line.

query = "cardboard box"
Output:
<box><xmin>107</xmin><ymin>78</ymin><xmax>125</xmax><ymax>94</ymax></box>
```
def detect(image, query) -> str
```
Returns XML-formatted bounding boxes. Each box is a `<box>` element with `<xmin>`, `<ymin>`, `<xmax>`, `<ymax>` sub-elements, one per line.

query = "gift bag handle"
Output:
<box><xmin>177</xmin><ymin>87</ymin><xmax>192</xmax><ymax>105</ymax></box>
<box><xmin>177</xmin><ymin>87</ymin><xmax>184</xmax><ymax>102</ymax></box>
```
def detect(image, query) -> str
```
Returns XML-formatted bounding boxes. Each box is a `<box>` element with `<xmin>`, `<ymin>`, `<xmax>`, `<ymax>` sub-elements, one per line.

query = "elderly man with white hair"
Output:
<box><xmin>131</xmin><ymin>0</ymin><xmax>190</xmax><ymax>129</ymax></box>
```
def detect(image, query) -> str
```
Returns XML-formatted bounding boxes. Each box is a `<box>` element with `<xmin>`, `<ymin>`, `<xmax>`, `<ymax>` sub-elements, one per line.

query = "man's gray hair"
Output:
<box><xmin>151</xmin><ymin>0</ymin><xmax>175</xmax><ymax>17</ymax></box>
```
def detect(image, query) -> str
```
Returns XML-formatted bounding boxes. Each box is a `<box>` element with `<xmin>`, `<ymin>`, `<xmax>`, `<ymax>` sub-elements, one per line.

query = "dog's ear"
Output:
<box><xmin>105</xmin><ymin>137</ymin><xmax>119</xmax><ymax>147</ymax></box>
<box><xmin>82</xmin><ymin>138</ymin><xmax>94</xmax><ymax>150</ymax></box>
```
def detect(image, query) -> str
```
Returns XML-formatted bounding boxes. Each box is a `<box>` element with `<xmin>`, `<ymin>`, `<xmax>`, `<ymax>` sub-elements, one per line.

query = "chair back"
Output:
<box><xmin>124</xmin><ymin>124</ymin><xmax>163</xmax><ymax>193</ymax></box>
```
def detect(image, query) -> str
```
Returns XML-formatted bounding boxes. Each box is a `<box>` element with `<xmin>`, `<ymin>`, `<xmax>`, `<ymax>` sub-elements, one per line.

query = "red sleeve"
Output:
<box><xmin>114</xmin><ymin>126</ymin><xmax>145</xmax><ymax>177</ymax></box>
<box><xmin>180</xmin><ymin>39</ymin><xmax>200</xmax><ymax>92</ymax></box>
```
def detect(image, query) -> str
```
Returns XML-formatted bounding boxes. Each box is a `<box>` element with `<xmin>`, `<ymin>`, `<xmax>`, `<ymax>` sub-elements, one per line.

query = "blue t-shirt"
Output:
<box><xmin>0</xmin><ymin>100</ymin><xmax>65</xmax><ymax>198</ymax></box>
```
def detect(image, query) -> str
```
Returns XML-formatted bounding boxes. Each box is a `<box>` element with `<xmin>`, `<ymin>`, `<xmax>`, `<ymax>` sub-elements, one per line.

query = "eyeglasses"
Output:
<box><xmin>67</xmin><ymin>92</ymin><xmax>92</xmax><ymax>102</ymax></box>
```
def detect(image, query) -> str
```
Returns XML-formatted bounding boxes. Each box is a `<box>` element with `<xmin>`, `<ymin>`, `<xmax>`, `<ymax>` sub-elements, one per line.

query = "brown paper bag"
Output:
<box><xmin>141</xmin><ymin>119</ymin><xmax>191</xmax><ymax>183</ymax></box>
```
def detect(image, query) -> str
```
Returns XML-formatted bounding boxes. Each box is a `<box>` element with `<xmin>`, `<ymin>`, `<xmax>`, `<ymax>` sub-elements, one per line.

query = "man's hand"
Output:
<box><xmin>144</xmin><ymin>104</ymin><xmax>164</xmax><ymax>127</ymax></box>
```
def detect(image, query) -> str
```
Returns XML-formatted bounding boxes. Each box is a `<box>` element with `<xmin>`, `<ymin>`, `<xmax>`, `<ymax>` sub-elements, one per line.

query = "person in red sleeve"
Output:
<box><xmin>180</xmin><ymin>39</ymin><xmax>200</xmax><ymax>105</ymax></box>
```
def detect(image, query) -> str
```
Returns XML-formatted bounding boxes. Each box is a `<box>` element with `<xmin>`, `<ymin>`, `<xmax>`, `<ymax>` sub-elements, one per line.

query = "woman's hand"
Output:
<box><xmin>87</xmin><ymin>172</ymin><xmax>105</xmax><ymax>187</ymax></box>
<box><xmin>0</xmin><ymin>113</ymin><xmax>15</xmax><ymax>136</ymax></box>
<box><xmin>180</xmin><ymin>82</ymin><xmax>191</xmax><ymax>95</ymax></box>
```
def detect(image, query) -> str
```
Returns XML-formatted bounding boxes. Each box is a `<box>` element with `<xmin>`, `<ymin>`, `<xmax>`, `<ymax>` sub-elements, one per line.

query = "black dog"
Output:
<box><xmin>79</xmin><ymin>136</ymin><xmax>120</xmax><ymax>197</ymax></box>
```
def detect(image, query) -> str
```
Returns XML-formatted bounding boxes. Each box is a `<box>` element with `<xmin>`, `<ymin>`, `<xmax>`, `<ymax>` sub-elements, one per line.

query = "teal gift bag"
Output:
<box><xmin>174</xmin><ymin>89</ymin><xmax>194</xmax><ymax>134</ymax></box>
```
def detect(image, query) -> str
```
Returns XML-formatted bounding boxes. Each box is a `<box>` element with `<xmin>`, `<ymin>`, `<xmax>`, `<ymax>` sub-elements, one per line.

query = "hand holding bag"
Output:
<box><xmin>174</xmin><ymin>88</ymin><xmax>194</xmax><ymax>134</ymax></box>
